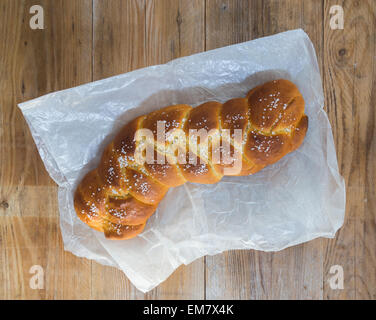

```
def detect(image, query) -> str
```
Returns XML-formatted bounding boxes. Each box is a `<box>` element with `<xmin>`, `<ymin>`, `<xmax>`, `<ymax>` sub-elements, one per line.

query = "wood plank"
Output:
<box><xmin>0</xmin><ymin>217</ymin><xmax>95</xmax><ymax>300</ymax></box>
<box><xmin>355</xmin><ymin>0</ymin><xmax>376</xmax><ymax>299</ymax></box>
<box><xmin>144</xmin><ymin>0</ymin><xmax>205</xmax><ymax>299</ymax></box>
<box><xmin>0</xmin><ymin>0</ymin><xmax>93</xmax><ymax>299</ymax></box>
<box><xmin>323</xmin><ymin>0</ymin><xmax>357</xmax><ymax>300</ymax></box>
<box><xmin>205</xmin><ymin>1</ymin><xmax>254</xmax><ymax>299</ymax></box>
<box><xmin>205</xmin><ymin>0</ymin><xmax>324</xmax><ymax>299</ymax></box>
<box><xmin>0</xmin><ymin>217</ymin><xmax>60</xmax><ymax>299</ymax></box>
<box><xmin>92</xmin><ymin>0</ymin><xmax>146</xmax><ymax>299</ymax></box>
<box><xmin>266</xmin><ymin>0</ymin><xmax>324</xmax><ymax>300</ymax></box>
<box><xmin>145</xmin><ymin>0</ymin><xmax>205</xmax><ymax>66</ymax></box>
<box><xmin>1</xmin><ymin>0</ymin><xmax>374</xmax><ymax>300</ymax></box>
<box><xmin>0</xmin><ymin>186</ymin><xmax>58</xmax><ymax>218</ymax></box>
<box><xmin>350</xmin><ymin>0</ymin><xmax>376</xmax><ymax>300</ymax></box>
<box><xmin>323</xmin><ymin>0</ymin><xmax>376</xmax><ymax>299</ymax></box>
<box><xmin>93</xmin><ymin>0</ymin><xmax>146</xmax><ymax>79</ymax></box>
<box><xmin>92</xmin><ymin>0</ymin><xmax>205</xmax><ymax>299</ymax></box>
<box><xmin>205</xmin><ymin>0</ymin><xmax>252</xmax><ymax>48</ymax></box>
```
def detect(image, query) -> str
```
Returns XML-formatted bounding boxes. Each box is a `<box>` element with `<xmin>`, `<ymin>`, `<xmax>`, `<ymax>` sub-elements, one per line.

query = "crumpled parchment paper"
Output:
<box><xmin>18</xmin><ymin>29</ymin><xmax>346</xmax><ymax>292</ymax></box>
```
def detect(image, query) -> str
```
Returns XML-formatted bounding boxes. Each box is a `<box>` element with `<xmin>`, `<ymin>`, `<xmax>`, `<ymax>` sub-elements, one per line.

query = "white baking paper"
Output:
<box><xmin>18</xmin><ymin>29</ymin><xmax>346</xmax><ymax>292</ymax></box>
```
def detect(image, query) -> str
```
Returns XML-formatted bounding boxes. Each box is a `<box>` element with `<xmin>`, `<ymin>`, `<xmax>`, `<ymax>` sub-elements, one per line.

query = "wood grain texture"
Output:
<box><xmin>91</xmin><ymin>0</ymin><xmax>205</xmax><ymax>299</ymax></box>
<box><xmin>144</xmin><ymin>0</ymin><xmax>205</xmax><ymax>299</ymax></box>
<box><xmin>205</xmin><ymin>0</ymin><xmax>324</xmax><ymax>300</ymax></box>
<box><xmin>0</xmin><ymin>0</ymin><xmax>375</xmax><ymax>299</ymax></box>
<box><xmin>323</xmin><ymin>0</ymin><xmax>376</xmax><ymax>299</ymax></box>
<box><xmin>0</xmin><ymin>0</ymin><xmax>93</xmax><ymax>300</ymax></box>
<box><xmin>145</xmin><ymin>0</ymin><xmax>205</xmax><ymax>65</ymax></box>
<box><xmin>93</xmin><ymin>0</ymin><xmax>146</xmax><ymax>79</ymax></box>
<box><xmin>92</xmin><ymin>0</ymin><xmax>147</xmax><ymax>299</ymax></box>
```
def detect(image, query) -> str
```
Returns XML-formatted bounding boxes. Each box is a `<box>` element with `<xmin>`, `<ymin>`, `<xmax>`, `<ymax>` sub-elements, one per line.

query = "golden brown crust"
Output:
<box><xmin>74</xmin><ymin>79</ymin><xmax>308</xmax><ymax>240</ymax></box>
<box><xmin>104</xmin><ymin>221</ymin><xmax>146</xmax><ymax>240</ymax></box>
<box><xmin>247</xmin><ymin>79</ymin><xmax>304</xmax><ymax>133</ymax></box>
<box><xmin>143</xmin><ymin>150</ymin><xmax>187</xmax><ymax>187</ymax></box>
<box><xmin>123</xmin><ymin>168</ymin><xmax>168</xmax><ymax>204</ymax></box>
<box><xmin>143</xmin><ymin>104</ymin><xmax>192</xmax><ymax>136</ymax></box>
<box><xmin>220</xmin><ymin>98</ymin><xmax>249</xmax><ymax>131</ymax></box>
<box><xmin>106</xmin><ymin>196</ymin><xmax>157</xmax><ymax>225</ymax></box>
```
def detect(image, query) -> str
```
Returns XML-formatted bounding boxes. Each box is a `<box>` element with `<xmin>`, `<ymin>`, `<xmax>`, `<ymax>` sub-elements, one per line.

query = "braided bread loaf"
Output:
<box><xmin>74</xmin><ymin>79</ymin><xmax>308</xmax><ymax>240</ymax></box>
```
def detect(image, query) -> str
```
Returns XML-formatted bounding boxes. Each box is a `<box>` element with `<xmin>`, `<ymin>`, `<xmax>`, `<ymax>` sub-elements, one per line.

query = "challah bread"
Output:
<box><xmin>74</xmin><ymin>79</ymin><xmax>308</xmax><ymax>240</ymax></box>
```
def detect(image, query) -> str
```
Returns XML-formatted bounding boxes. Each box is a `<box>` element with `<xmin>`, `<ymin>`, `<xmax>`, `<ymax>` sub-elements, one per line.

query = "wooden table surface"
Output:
<box><xmin>0</xmin><ymin>0</ymin><xmax>375</xmax><ymax>300</ymax></box>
